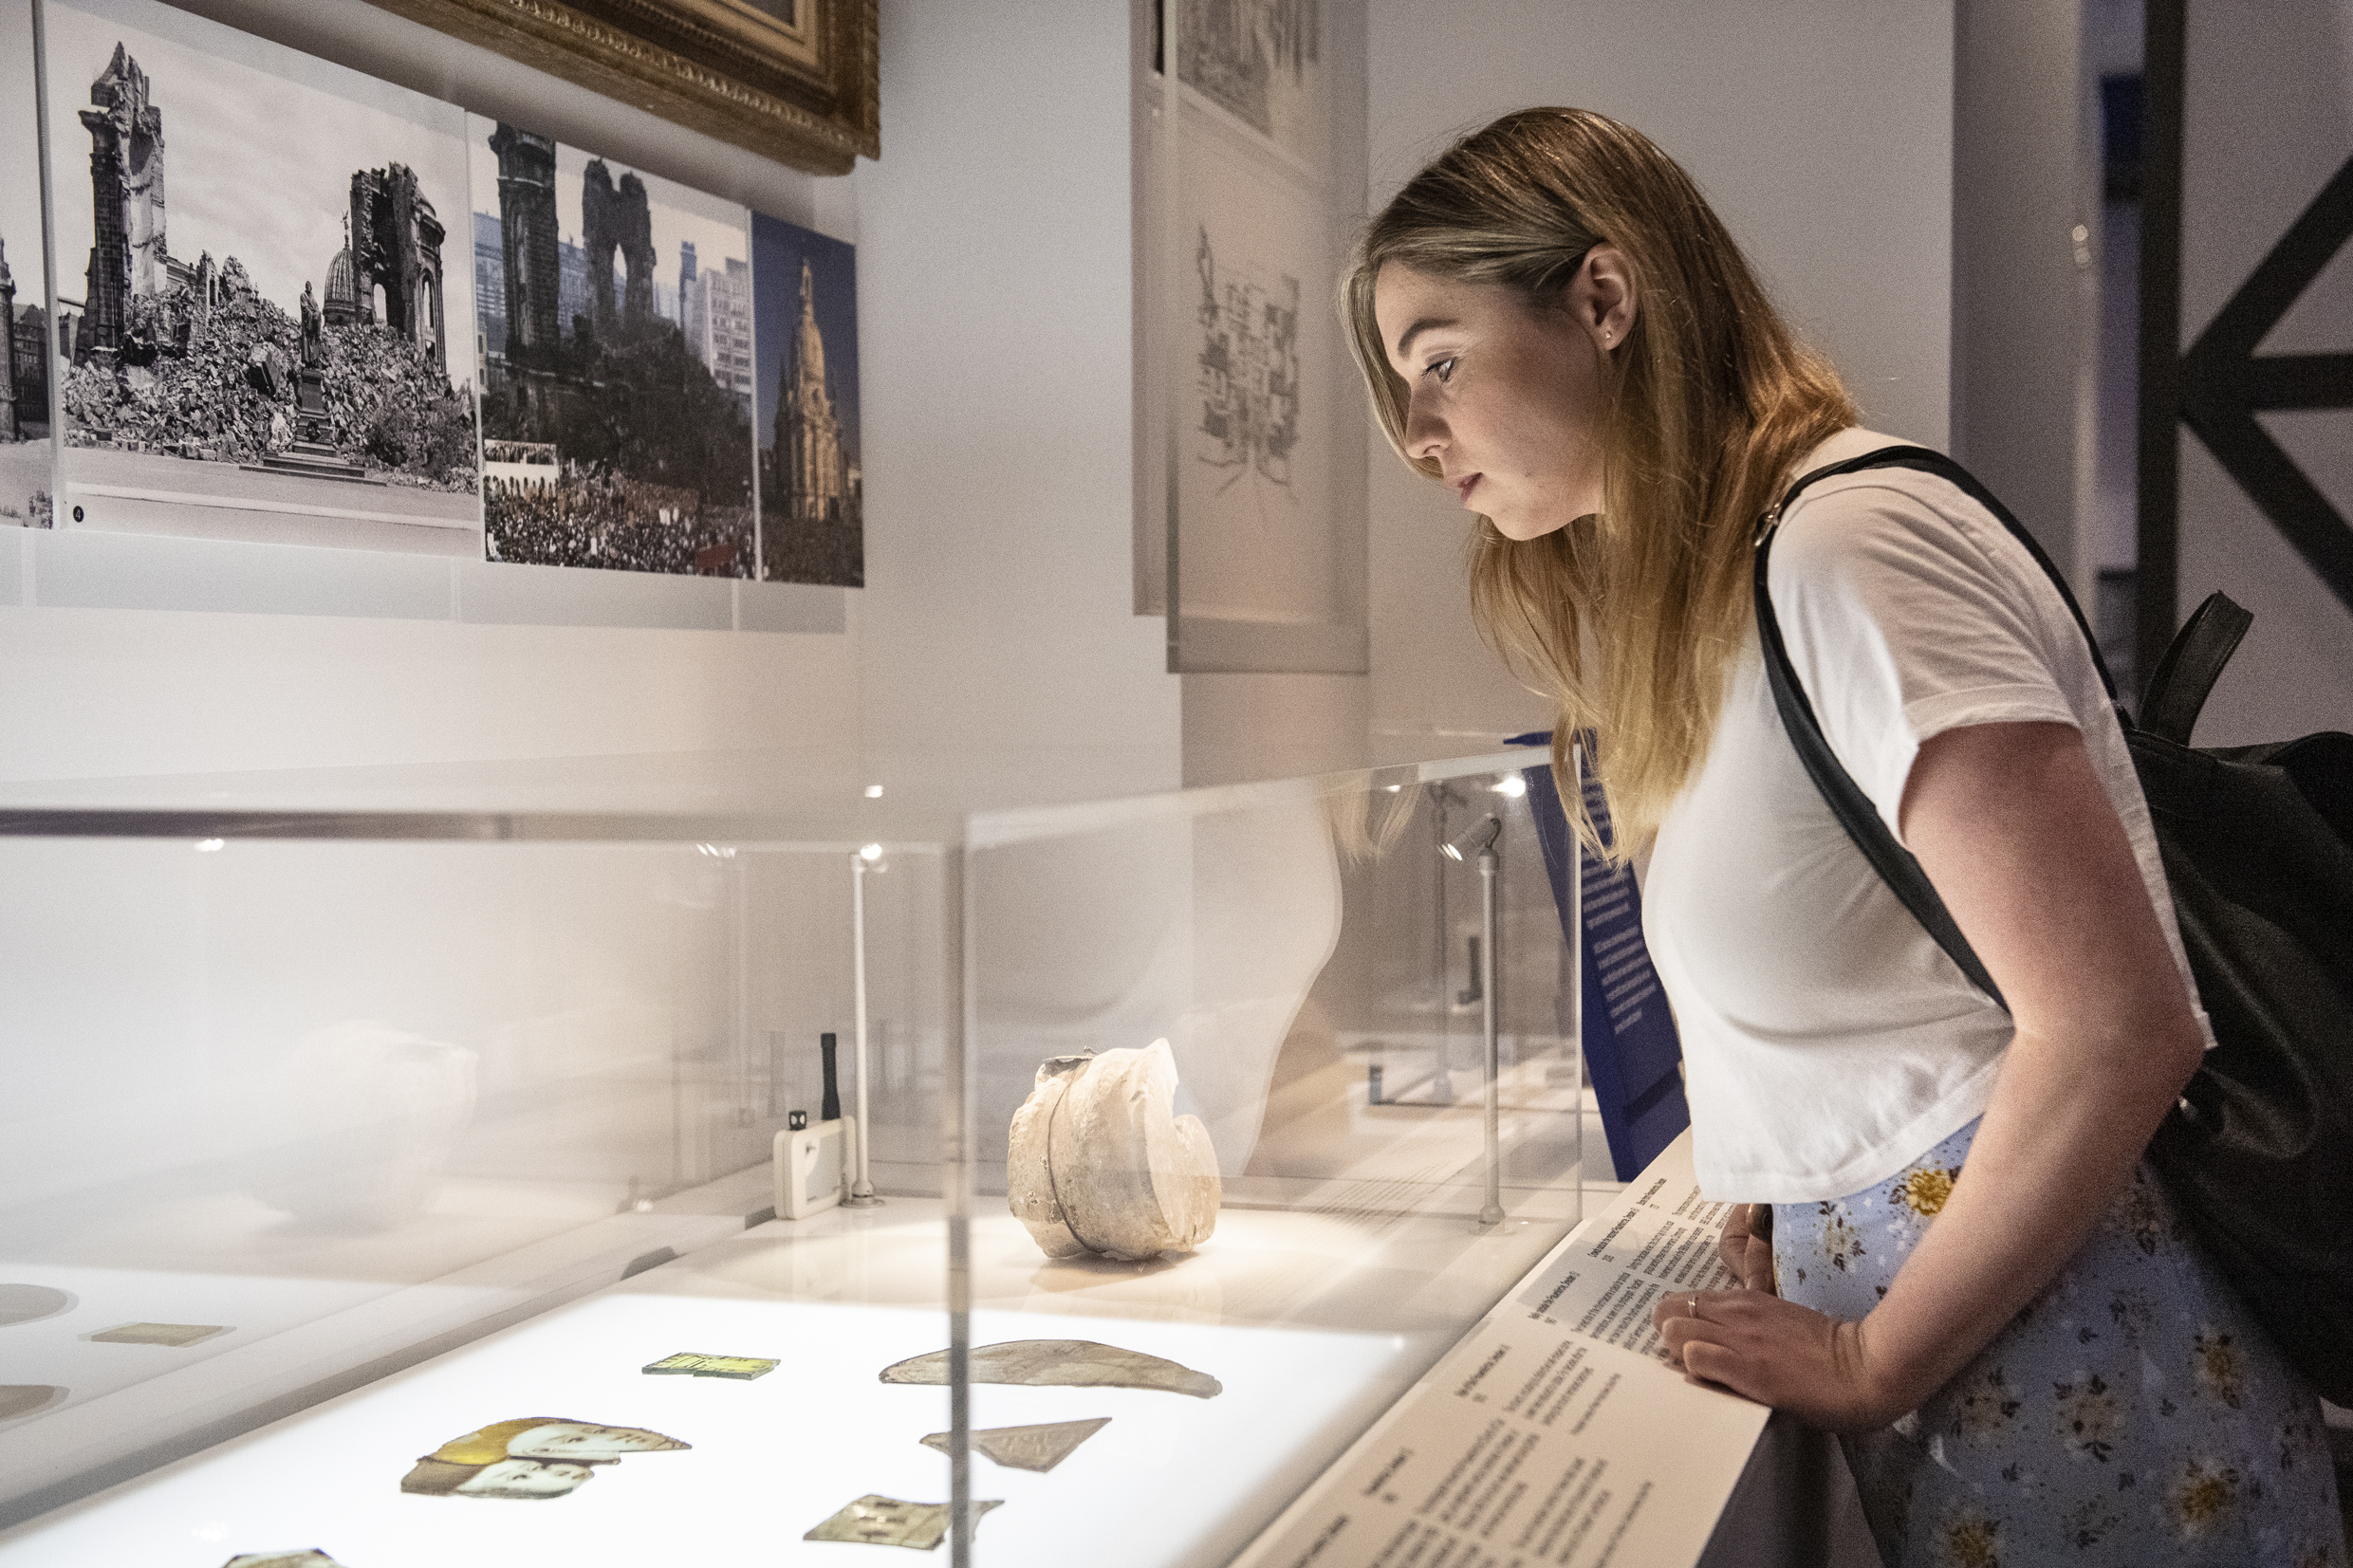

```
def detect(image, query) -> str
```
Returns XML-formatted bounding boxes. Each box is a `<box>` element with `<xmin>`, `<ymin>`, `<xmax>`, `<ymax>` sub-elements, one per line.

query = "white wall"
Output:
<box><xmin>1952</xmin><ymin>0</ymin><xmax>2101</xmax><ymax>600</ymax></box>
<box><xmin>858</xmin><ymin>1</ymin><xmax>1179</xmax><ymax>779</ymax></box>
<box><xmin>2176</xmin><ymin>0</ymin><xmax>2353</xmax><ymax>743</ymax></box>
<box><xmin>1362</xmin><ymin>0</ymin><xmax>1956</xmax><ymax>758</ymax></box>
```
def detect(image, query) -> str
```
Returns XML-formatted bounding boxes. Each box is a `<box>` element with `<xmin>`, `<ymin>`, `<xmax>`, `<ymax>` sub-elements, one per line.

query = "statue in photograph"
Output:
<box><xmin>299</xmin><ymin>281</ymin><xmax>323</xmax><ymax>368</ymax></box>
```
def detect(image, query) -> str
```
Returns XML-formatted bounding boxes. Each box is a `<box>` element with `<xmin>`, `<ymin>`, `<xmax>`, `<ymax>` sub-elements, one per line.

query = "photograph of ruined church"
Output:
<box><xmin>751</xmin><ymin>212</ymin><xmax>860</xmax><ymax>587</ymax></box>
<box><xmin>44</xmin><ymin>0</ymin><xmax>478</xmax><ymax>550</ymax></box>
<box><xmin>470</xmin><ymin>115</ymin><xmax>757</xmax><ymax>578</ymax></box>
<box><xmin>0</xmin><ymin>0</ymin><xmax>54</xmax><ymax>527</ymax></box>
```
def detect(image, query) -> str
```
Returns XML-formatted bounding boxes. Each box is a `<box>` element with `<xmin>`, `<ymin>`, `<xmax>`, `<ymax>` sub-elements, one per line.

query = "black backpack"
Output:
<box><xmin>1753</xmin><ymin>445</ymin><xmax>2353</xmax><ymax>1406</ymax></box>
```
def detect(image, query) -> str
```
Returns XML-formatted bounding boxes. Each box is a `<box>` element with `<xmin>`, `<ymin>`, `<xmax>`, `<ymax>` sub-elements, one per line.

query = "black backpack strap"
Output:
<box><xmin>1751</xmin><ymin>443</ymin><xmax>2099</xmax><ymax>1014</ymax></box>
<box><xmin>1762</xmin><ymin>446</ymin><xmax>2121</xmax><ymax>703</ymax></box>
<box><xmin>2138</xmin><ymin>592</ymin><xmax>2253</xmax><ymax>746</ymax></box>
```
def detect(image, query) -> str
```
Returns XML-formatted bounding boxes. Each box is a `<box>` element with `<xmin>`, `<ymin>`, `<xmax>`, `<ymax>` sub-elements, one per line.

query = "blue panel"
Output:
<box><xmin>34</xmin><ymin>529</ymin><xmax>454</xmax><ymax>620</ymax></box>
<box><xmin>1515</xmin><ymin>734</ymin><xmax>1690</xmax><ymax>1181</ymax></box>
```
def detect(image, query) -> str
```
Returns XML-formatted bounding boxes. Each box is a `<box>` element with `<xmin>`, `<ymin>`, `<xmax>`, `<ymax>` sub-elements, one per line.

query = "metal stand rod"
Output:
<box><xmin>844</xmin><ymin>850</ymin><xmax>881</xmax><ymax>1208</ymax></box>
<box><xmin>1478</xmin><ymin>841</ymin><xmax>1504</xmax><ymax>1227</ymax></box>
<box><xmin>948</xmin><ymin>851</ymin><xmax>974</xmax><ymax>1568</ymax></box>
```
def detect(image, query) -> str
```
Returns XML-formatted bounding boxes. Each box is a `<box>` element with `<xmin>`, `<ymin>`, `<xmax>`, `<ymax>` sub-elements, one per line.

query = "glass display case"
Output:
<box><xmin>940</xmin><ymin>751</ymin><xmax>1598</xmax><ymax>1566</ymax></box>
<box><xmin>0</xmin><ymin>748</ymin><xmax>1600</xmax><ymax>1566</ymax></box>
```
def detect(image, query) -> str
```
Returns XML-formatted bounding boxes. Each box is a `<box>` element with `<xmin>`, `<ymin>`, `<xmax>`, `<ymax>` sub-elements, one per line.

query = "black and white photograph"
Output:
<box><xmin>470</xmin><ymin>114</ymin><xmax>757</xmax><ymax>578</ymax></box>
<box><xmin>1173</xmin><ymin>0</ymin><xmax>1325</xmax><ymax>169</ymax></box>
<box><xmin>751</xmin><ymin>211</ymin><xmax>860</xmax><ymax>587</ymax></box>
<box><xmin>45</xmin><ymin>0</ymin><xmax>481</xmax><ymax>552</ymax></box>
<box><xmin>1</xmin><ymin>0</ymin><xmax>55</xmax><ymax>527</ymax></box>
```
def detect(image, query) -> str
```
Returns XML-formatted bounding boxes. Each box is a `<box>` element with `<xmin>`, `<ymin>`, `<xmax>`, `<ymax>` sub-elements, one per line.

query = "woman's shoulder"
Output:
<box><xmin>1771</xmin><ymin>431</ymin><xmax>2016</xmax><ymax>587</ymax></box>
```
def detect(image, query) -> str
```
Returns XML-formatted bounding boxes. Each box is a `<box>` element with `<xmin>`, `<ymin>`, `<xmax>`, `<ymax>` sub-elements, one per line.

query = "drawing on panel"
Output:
<box><xmin>44</xmin><ymin>0</ymin><xmax>479</xmax><ymax>547</ymax></box>
<box><xmin>400</xmin><ymin>1417</ymin><xmax>689</xmax><ymax>1501</ymax></box>
<box><xmin>2</xmin><ymin>0</ymin><xmax>55</xmax><ymax>526</ymax></box>
<box><xmin>472</xmin><ymin>116</ymin><xmax>756</xmax><ymax>578</ymax></box>
<box><xmin>751</xmin><ymin>211</ymin><xmax>860</xmax><ymax>586</ymax></box>
<box><xmin>1193</xmin><ymin>225</ymin><xmax>1300</xmax><ymax>518</ymax></box>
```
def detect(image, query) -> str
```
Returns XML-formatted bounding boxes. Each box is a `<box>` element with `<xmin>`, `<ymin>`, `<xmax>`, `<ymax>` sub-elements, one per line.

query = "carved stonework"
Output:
<box><xmin>1006</xmin><ymin>1041</ymin><xmax>1221</xmax><ymax>1262</ymax></box>
<box><xmin>348</xmin><ymin>164</ymin><xmax>449</xmax><ymax>373</ymax></box>
<box><xmin>581</xmin><ymin>158</ymin><xmax>655</xmax><ymax>333</ymax></box>
<box><xmin>775</xmin><ymin>258</ymin><xmax>846</xmax><ymax>525</ymax></box>
<box><xmin>77</xmin><ymin>44</ymin><xmax>166</xmax><ymax>361</ymax></box>
<box><xmin>489</xmin><ymin>123</ymin><xmax>559</xmax><ymax>362</ymax></box>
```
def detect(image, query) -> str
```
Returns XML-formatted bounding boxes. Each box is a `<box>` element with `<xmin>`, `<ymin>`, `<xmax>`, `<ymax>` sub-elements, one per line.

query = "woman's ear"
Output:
<box><xmin>1571</xmin><ymin>245</ymin><xmax>1636</xmax><ymax>351</ymax></box>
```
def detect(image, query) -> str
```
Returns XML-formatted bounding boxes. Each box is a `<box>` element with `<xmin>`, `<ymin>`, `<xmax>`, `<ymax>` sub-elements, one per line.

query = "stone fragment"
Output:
<box><xmin>804</xmin><ymin>1494</ymin><xmax>1000</xmax><ymax>1551</ymax></box>
<box><xmin>642</xmin><ymin>1350</ymin><xmax>777</xmax><ymax>1379</ymax></box>
<box><xmin>87</xmin><ymin>1321</ymin><xmax>228</xmax><ymax>1346</ymax></box>
<box><xmin>920</xmin><ymin>1417</ymin><xmax>1110</xmax><ymax>1472</ymax></box>
<box><xmin>0</xmin><ymin>1386</ymin><xmax>65</xmax><ymax>1421</ymax></box>
<box><xmin>0</xmin><ymin>1284</ymin><xmax>75</xmax><ymax>1327</ymax></box>
<box><xmin>399</xmin><ymin>1417</ymin><xmax>688</xmax><ymax>1500</ymax></box>
<box><xmin>1007</xmin><ymin>1040</ymin><xmax>1220</xmax><ymax>1261</ymax></box>
<box><xmin>880</xmin><ymin>1338</ymin><xmax>1222</xmax><ymax>1399</ymax></box>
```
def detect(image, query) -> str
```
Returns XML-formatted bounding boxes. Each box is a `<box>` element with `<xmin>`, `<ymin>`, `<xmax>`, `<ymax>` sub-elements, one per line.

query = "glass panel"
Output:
<box><xmin>0</xmin><ymin>810</ymin><xmax>956</xmax><ymax>1552</ymax></box>
<box><xmin>954</xmin><ymin>753</ymin><xmax>1596</xmax><ymax>1564</ymax></box>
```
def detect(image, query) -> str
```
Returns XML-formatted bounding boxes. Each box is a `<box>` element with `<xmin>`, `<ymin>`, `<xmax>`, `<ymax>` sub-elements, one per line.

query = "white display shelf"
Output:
<box><xmin>0</xmin><ymin>1196</ymin><xmax>1577</xmax><ymax>1567</ymax></box>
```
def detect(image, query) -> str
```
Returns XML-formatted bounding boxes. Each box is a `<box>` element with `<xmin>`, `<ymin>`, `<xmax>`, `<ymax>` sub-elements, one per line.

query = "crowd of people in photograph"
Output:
<box><xmin>485</xmin><ymin>472</ymin><xmax>751</xmax><ymax>577</ymax></box>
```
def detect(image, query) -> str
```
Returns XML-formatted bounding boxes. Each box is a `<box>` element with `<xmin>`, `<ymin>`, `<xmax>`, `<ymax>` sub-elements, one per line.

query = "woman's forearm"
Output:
<box><xmin>1858</xmin><ymin>719</ymin><xmax>2206</xmax><ymax>1410</ymax></box>
<box><xmin>1657</xmin><ymin>722</ymin><xmax>2207</xmax><ymax>1431</ymax></box>
<box><xmin>1852</xmin><ymin>1015</ymin><xmax>2200</xmax><ymax>1411</ymax></box>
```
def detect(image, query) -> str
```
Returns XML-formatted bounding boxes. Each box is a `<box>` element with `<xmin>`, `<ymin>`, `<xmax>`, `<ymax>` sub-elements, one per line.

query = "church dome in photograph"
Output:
<box><xmin>324</xmin><ymin>242</ymin><xmax>360</xmax><ymax>327</ymax></box>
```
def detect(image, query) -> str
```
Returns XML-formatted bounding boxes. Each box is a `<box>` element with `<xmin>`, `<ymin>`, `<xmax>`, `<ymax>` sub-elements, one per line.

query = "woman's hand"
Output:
<box><xmin>1650</xmin><ymin>1289</ymin><xmax>1913</xmax><ymax>1433</ymax></box>
<box><xmin>1717</xmin><ymin>1202</ymin><xmax>1775</xmax><ymax>1293</ymax></box>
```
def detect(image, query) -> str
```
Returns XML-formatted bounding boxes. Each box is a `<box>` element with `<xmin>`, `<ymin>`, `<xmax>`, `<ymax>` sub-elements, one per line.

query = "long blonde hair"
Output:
<box><xmin>1342</xmin><ymin>109</ymin><xmax>1857</xmax><ymax>858</ymax></box>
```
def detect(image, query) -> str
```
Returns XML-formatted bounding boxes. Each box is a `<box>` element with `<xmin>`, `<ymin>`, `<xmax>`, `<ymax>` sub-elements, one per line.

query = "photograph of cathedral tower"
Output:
<box><xmin>752</xmin><ymin>212</ymin><xmax>861</xmax><ymax>587</ymax></box>
<box><xmin>42</xmin><ymin>0</ymin><xmax>479</xmax><ymax>551</ymax></box>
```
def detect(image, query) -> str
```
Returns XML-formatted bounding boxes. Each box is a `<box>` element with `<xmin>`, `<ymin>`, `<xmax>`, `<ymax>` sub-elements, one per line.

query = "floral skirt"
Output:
<box><xmin>1772</xmin><ymin>1118</ymin><xmax>2344</xmax><ymax>1568</ymax></box>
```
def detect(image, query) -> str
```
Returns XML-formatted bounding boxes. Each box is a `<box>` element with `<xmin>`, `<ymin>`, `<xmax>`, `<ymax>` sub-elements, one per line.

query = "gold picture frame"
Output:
<box><xmin>361</xmin><ymin>0</ymin><xmax>878</xmax><ymax>175</ymax></box>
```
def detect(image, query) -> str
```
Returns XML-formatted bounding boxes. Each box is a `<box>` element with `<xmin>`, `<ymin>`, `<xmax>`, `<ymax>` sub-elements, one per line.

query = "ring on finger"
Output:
<box><xmin>1688</xmin><ymin>1293</ymin><xmax>1699</xmax><ymax>1319</ymax></box>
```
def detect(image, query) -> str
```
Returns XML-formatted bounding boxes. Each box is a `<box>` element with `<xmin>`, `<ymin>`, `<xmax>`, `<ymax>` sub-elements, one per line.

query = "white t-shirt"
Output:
<box><xmin>1642</xmin><ymin>429</ymin><xmax>2213</xmax><ymax>1203</ymax></box>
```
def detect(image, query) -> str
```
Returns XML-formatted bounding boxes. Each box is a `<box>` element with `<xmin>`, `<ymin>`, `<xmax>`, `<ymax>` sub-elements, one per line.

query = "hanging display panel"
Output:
<box><xmin>0</xmin><ymin>0</ymin><xmax>53</xmax><ymax>529</ymax></box>
<box><xmin>1136</xmin><ymin>0</ymin><xmax>1368</xmax><ymax>673</ymax></box>
<box><xmin>751</xmin><ymin>211</ymin><xmax>861</xmax><ymax>587</ymax></box>
<box><xmin>44</xmin><ymin>0</ymin><xmax>481</xmax><ymax>552</ymax></box>
<box><xmin>468</xmin><ymin>115</ymin><xmax>758</xmax><ymax>580</ymax></box>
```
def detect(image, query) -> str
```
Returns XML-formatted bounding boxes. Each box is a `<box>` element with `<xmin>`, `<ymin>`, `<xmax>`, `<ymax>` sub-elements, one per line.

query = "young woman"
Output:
<box><xmin>1344</xmin><ymin>108</ymin><xmax>2343</xmax><ymax>1566</ymax></box>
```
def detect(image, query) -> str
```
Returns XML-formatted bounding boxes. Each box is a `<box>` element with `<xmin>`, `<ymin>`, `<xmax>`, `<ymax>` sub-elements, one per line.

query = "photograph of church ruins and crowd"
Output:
<box><xmin>12</xmin><ymin>0</ymin><xmax>863</xmax><ymax>581</ymax></box>
<box><xmin>45</xmin><ymin>0</ymin><xmax>481</xmax><ymax>550</ymax></box>
<box><xmin>470</xmin><ymin>116</ymin><xmax>759</xmax><ymax>579</ymax></box>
